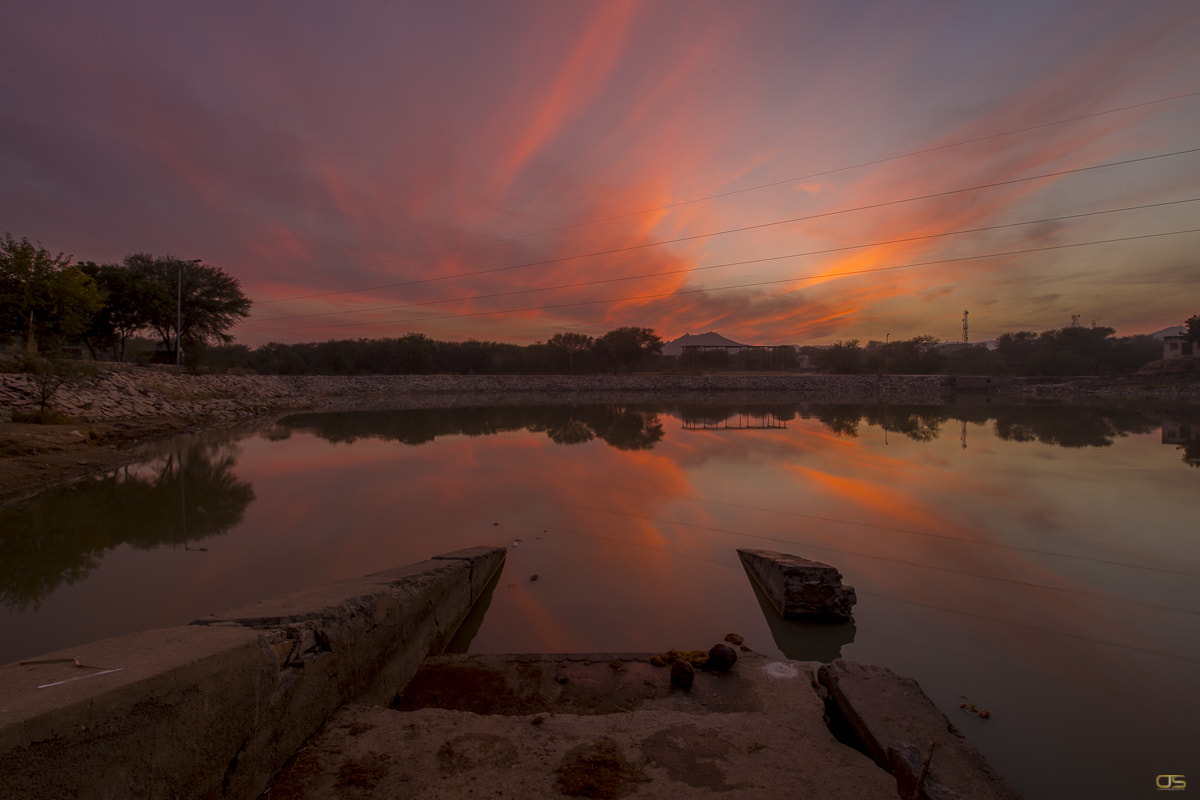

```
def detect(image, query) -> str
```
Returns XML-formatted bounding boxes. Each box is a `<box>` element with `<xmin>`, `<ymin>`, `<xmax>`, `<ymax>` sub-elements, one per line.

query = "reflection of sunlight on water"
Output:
<box><xmin>2</xmin><ymin>403</ymin><xmax>1198</xmax><ymax>800</ymax></box>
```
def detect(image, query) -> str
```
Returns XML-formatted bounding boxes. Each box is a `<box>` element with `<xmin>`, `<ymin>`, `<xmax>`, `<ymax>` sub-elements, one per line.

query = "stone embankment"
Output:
<box><xmin>3</xmin><ymin>365</ymin><xmax>1197</xmax><ymax>426</ymax></box>
<box><xmin>0</xmin><ymin>366</ymin><xmax>958</xmax><ymax>424</ymax></box>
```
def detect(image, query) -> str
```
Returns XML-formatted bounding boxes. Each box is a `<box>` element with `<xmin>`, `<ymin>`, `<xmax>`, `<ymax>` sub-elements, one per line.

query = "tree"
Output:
<box><xmin>124</xmin><ymin>254</ymin><xmax>251</xmax><ymax>361</ymax></box>
<box><xmin>1186</xmin><ymin>314</ymin><xmax>1200</xmax><ymax>345</ymax></box>
<box><xmin>547</xmin><ymin>331</ymin><xmax>594</xmax><ymax>374</ymax></box>
<box><xmin>78</xmin><ymin>261</ymin><xmax>159</xmax><ymax>361</ymax></box>
<box><xmin>0</xmin><ymin>233</ymin><xmax>102</xmax><ymax>352</ymax></box>
<box><xmin>594</xmin><ymin>327</ymin><xmax>663</xmax><ymax>373</ymax></box>
<box><xmin>814</xmin><ymin>339</ymin><xmax>862</xmax><ymax>374</ymax></box>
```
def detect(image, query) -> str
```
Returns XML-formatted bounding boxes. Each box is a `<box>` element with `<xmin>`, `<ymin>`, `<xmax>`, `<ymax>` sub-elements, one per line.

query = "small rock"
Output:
<box><xmin>670</xmin><ymin>660</ymin><xmax>694</xmax><ymax>690</ymax></box>
<box><xmin>708</xmin><ymin>643</ymin><xmax>737</xmax><ymax>673</ymax></box>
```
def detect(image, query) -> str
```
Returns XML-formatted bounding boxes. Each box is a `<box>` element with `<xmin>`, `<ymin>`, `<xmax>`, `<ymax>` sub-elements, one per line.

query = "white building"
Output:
<box><xmin>1162</xmin><ymin>335</ymin><xmax>1195</xmax><ymax>360</ymax></box>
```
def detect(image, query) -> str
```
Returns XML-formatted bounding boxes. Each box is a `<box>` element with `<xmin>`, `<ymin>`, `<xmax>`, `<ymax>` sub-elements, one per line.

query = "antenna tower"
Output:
<box><xmin>962</xmin><ymin>309</ymin><xmax>969</xmax><ymax>344</ymax></box>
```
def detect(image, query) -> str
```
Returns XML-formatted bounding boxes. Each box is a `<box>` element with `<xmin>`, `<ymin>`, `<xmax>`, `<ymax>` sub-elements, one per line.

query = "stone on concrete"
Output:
<box><xmin>818</xmin><ymin>660</ymin><xmax>1024</xmax><ymax>800</ymax></box>
<box><xmin>738</xmin><ymin>548</ymin><xmax>857</xmax><ymax>620</ymax></box>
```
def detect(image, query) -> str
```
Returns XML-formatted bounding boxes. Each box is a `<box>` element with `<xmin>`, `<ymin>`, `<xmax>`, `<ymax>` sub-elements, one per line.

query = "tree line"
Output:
<box><xmin>804</xmin><ymin>323</ymin><xmax>1196</xmax><ymax>377</ymax></box>
<box><xmin>207</xmin><ymin>327</ymin><xmax>665</xmax><ymax>375</ymax></box>
<box><xmin>5</xmin><ymin>230</ymin><xmax>1196</xmax><ymax>378</ymax></box>
<box><xmin>0</xmin><ymin>232</ymin><xmax>251</xmax><ymax>363</ymax></box>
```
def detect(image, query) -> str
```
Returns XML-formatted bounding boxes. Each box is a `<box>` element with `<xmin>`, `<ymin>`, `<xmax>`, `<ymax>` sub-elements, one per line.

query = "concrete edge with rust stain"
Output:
<box><xmin>0</xmin><ymin>546</ymin><xmax>505</xmax><ymax>800</ymax></box>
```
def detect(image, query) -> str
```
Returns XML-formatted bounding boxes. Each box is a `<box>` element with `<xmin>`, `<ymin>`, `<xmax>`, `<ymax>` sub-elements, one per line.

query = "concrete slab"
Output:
<box><xmin>0</xmin><ymin>625</ymin><xmax>271</xmax><ymax>800</ymax></box>
<box><xmin>738</xmin><ymin>548</ymin><xmax>857</xmax><ymax>620</ymax></box>
<box><xmin>0</xmin><ymin>547</ymin><xmax>506</xmax><ymax>800</ymax></box>
<box><xmin>269</xmin><ymin>653</ymin><xmax>899</xmax><ymax>799</ymax></box>
<box><xmin>819</xmin><ymin>660</ymin><xmax>1024</xmax><ymax>800</ymax></box>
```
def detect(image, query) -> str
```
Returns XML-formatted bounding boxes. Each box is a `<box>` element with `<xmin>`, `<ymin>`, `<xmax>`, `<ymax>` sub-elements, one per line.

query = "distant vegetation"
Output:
<box><xmin>805</xmin><ymin>327</ymin><xmax>1168</xmax><ymax>377</ymax></box>
<box><xmin>205</xmin><ymin>327</ymin><xmax>665</xmax><ymax>375</ymax></box>
<box><xmin>200</xmin><ymin>325</ymin><xmax>1172</xmax><ymax>377</ymax></box>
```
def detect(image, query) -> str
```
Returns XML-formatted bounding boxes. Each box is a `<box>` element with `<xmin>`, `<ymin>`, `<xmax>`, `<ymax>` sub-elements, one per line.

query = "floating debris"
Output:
<box><xmin>724</xmin><ymin>633</ymin><xmax>744</xmax><ymax>645</ymax></box>
<box><xmin>529</xmin><ymin>574</ymin><xmax>539</xmax><ymax>582</ymax></box>
<box><xmin>960</xmin><ymin>702</ymin><xmax>991</xmax><ymax>719</ymax></box>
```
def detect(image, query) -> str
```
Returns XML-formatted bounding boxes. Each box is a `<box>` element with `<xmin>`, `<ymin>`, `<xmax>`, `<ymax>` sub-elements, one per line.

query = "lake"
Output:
<box><xmin>2</xmin><ymin>400</ymin><xmax>1198</xmax><ymax>800</ymax></box>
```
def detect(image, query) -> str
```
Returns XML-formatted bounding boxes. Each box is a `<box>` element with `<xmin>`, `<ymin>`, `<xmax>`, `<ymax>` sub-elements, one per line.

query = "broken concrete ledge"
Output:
<box><xmin>819</xmin><ymin>660</ymin><xmax>1025</xmax><ymax>800</ymax></box>
<box><xmin>0</xmin><ymin>546</ymin><xmax>505</xmax><ymax>800</ymax></box>
<box><xmin>738</xmin><ymin>547</ymin><xmax>857</xmax><ymax>621</ymax></box>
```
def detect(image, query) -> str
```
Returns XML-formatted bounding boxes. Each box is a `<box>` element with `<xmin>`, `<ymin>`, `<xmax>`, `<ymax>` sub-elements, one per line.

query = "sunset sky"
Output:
<box><xmin>4</xmin><ymin>1</ymin><xmax>1198</xmax><ymax>347</ymax></box>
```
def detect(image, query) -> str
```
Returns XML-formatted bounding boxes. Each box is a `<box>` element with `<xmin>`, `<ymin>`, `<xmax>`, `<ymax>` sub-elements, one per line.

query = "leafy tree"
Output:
<box><xmin>547</xmin><ymin>331</ymin><xmax>594</xmax><ymax>374</ymax></box>
<box><xmin>994</xmin><ymin>331</ymin><xmax>1038</xmax><ymax>374</ymax></box>
<box><xmin>124</xmin><ymin>254</ymin><xmax>251</xmax><ymax>362</ymax></box>
<box><xmin>594</xmin><ymin>327</ymin><xmax>663</xmax><ymax>373</ymax></box>
<box><xmin>1186</xmin><ymin>314</ymin><xmax>1200</xmax><ymax>345</ymax></box>
<box><xmin>78</xmin><ymin>261</ymin><xmax>160</xmax><ymax>361</ymax></box>
<box><xmin>814</xmin><ymin>339</ymin><xmax>862</xmax><ymax>374</ymax></box>
<box><xmin>0</xmin><ymin>233</ymin><xmax>102</xmax><ymax>352</ymax></box>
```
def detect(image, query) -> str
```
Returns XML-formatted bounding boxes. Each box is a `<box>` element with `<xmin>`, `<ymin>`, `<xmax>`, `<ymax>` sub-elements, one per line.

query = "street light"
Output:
<box><xmin>178</xmin><ymin>259</ymin><xmax>202</xmax><ymax>366</ymax></box>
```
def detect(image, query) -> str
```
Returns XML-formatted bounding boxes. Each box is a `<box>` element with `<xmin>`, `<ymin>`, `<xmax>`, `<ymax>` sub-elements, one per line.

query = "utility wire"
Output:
<box><xmin>249</xmin><ymin>197</ymin><xmax>1200</xmax><ymax>324</ymax></box>
<box><xmin>263</xmin><ymin>89</ymin><xmax>1200</xmax><ymax>280</ymax></box>
<box><xmin>252</xmin><ymin>146</ymin><xmax>1200</xmax><ymax>306</ymax></box>
<box><xmin>238</xmin><ymin>226</ymin><xmax>1200</xmax><ymax>334</ymax></box>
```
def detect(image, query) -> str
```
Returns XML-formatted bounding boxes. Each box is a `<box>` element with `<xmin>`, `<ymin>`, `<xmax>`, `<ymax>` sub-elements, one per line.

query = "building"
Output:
<box><xmin>1162</xmin><ymin>334</ymin><xmax>1195</xmax><ymax>360</ymax></box>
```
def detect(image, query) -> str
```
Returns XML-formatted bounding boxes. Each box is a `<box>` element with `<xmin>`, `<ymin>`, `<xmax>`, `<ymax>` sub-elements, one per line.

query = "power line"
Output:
<box><xmin>255</xmin><ymin>89</ymin><xmax>1200</xmax><ymax>282</ymax></box>
<box><xmin>238</xmin><ymin>226</ymin><xmax>1200</xmax><ymax>334</ymax></box>
<box><xmin>248</xmin><ymin>197</ymin><xmax>1200</xmax><ymax>324</ymax></box>
<box><xmin>252</xmin><ymin>146</ymin><xmax>1200</xmax><ymax>306</ymax></box>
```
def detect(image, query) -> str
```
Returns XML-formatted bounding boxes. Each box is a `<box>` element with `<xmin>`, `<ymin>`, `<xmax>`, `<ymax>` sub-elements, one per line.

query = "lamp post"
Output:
<box><xmin>177</xmin><ymin>259</ymin><xmax>202</xmax><ymax>366</ymax></box>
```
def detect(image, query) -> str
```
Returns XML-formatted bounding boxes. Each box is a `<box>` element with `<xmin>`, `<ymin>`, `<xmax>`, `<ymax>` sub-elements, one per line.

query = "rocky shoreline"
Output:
<box><xmin>4</xmin><ymin>364</ymin><xmax>1199</xmax><ymax>424</ymax></box>
<box><xmin>1</xmin><ymin>364</ymin><xmax>1197</xmax><ymax>503</ymax></box>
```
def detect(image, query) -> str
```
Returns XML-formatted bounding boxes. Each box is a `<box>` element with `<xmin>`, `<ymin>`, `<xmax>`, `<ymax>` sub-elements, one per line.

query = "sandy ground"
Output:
<box><xmin>0</xmin><ymin>417</ymin><xmax>204</xmax><ymax>505</ymax></box>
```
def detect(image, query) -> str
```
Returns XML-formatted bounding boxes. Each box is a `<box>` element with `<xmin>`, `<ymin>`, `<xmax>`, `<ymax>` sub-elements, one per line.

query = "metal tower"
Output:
<box><xmin>962</xmin><ymin>309</ymin><xmax>969</xmax><ymax>344</ymax></box>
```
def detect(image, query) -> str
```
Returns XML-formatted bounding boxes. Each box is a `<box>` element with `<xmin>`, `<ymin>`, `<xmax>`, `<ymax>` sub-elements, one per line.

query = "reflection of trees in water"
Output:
<box><xmin>586</xmin><ymin>407</ymin><xmax>664</xmax><ymax>451</ymax></box>
<box><xmin>0</xmin><ymin>442</ymin><xmax>253</xmax><ymax>611</ymax></box>
<box><xmin>802</xmin><ymin>403</ymin><xmax>1165</xmax><ymax>448</ymax></box>
<box><xmin>283</xmin><ymin>402</ymin><xmax>1178</xmax><ymax>453</ymax></box>
<box><xmin>804</xmin><ymin>404</ymin><xmax>946</xmax><ymax>440</ymax></box>
<box><xmin>279</xmin><ymin>406</ymin><xmax>665</xmax><ymax>451</ymax></box>
<box><xmin>864</xmin><ymin>406</ymin><xmax>944</xmax><ymax>442</ymax></box>
<box><xmin>990</xmin><ymin>406</ymin><xmax>1158</xmax><ymax>447</ymax></box>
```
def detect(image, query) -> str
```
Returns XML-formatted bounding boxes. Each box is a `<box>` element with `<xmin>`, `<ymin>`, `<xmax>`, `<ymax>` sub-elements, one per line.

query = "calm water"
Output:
<box><xmin>3</xmin><ymin>401</ymin><xmax>1198</xmax><ymax>800</ymax></box>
